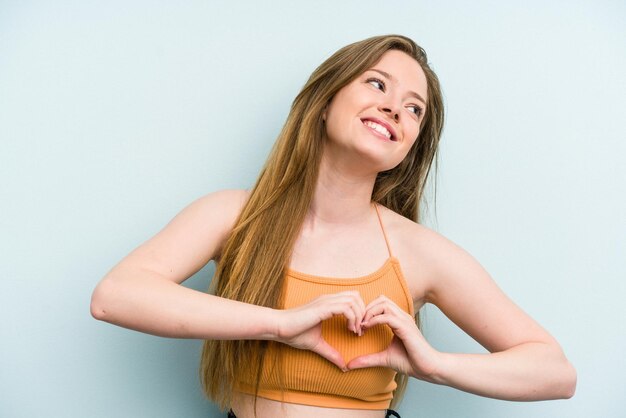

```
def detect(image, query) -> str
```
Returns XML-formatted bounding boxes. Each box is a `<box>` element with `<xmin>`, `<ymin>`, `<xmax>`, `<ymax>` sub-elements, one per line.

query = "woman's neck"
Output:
<box><xmin>307</xmin><ymin>154</ymin><xmax>377</xmax><ymax>226</ymax></box>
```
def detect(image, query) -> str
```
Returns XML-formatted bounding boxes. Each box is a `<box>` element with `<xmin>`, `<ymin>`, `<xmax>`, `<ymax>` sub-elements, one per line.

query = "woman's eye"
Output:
<box><xmin>407</xmin><ymin>105</ymin><xmax>423</xmax><ymax>117</ymax></box>
<box><xmin>367</xmin><ymin>78</ymin><xmax>385</xmax><ymax>91</ymax></box>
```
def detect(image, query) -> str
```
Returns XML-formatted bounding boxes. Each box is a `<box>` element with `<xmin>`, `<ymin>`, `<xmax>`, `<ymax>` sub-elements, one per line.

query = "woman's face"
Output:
<box><xmin>323</xmin><ymin>50</ymin><xmax>428</xmax><ymax>172</ymax></box>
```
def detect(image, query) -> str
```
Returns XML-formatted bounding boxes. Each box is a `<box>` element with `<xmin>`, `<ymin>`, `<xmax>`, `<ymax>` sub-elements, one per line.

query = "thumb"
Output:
<box><xmin>312</xmin><ymin>338</ymin><xmax>347</xmax><ymax>372</ymax></box>
<box><xmin>347</xmin><ymin>350</ymin><xmax>388</xmax><ymax>370</ymax></box>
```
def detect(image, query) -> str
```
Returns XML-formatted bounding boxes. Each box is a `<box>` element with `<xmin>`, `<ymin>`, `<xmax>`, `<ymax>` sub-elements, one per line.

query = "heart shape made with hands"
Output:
<box><xmin>285</xmin><ymin>292</ymin><xmax>423</xmax><ymax>375</ymax></box>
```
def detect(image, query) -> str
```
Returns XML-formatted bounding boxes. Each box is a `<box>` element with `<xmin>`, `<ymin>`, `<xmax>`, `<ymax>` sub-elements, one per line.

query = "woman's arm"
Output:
<box><xmin>90</xmin><ymin>190</ymin><xmax>365</xmax><ymax>369</ymax></box>
<box><xmin>422</xmin><ymin>231</ymin><xmax>576</xmax><ymax>400</ymax></box>
<box><xmin>90</xmin><ymin>189</ymin><xmax>257</xmax><ymax>338</ymax></box>
<box><xmin>348</xmin><ymin>223</ymin><xmax>576</xmax><ymax>400</ymax></box>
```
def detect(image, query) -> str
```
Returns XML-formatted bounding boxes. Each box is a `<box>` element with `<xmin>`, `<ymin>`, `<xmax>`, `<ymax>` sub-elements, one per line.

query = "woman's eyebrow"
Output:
<box><xmin>369</xmin><ymin>68</ymin><xmax>426</xmax><ymax>105</ymax></box>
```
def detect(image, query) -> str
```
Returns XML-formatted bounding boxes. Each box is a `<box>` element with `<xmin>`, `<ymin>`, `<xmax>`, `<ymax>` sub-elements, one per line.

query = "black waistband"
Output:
<box><xmin>227</xmin><ymin>409</ymin><xmax>401</xmax><ymax>417</ymax></box>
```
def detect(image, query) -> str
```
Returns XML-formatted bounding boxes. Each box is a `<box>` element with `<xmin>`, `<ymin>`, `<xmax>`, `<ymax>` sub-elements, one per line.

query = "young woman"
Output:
<box><xmin>90</xmin><ymin>35</ymin><xmax>576</xmax><ymax>418</ymax></box>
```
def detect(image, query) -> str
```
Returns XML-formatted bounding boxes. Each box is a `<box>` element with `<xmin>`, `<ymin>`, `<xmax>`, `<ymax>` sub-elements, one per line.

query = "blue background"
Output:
<box><xmin>1</xmin><ymin>1</ymin><xmax>624</xmax><ymax>417</ymax></box>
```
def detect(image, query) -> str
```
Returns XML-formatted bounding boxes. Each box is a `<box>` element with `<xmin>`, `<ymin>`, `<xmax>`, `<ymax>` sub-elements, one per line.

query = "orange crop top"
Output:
<box><xmin>235</xmin><ymin>204</ymin><xmax>415</xmax><ymax>410</ymax></box>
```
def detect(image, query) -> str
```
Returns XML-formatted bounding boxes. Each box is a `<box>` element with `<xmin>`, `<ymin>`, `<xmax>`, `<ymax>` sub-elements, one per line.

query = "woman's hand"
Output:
<box><xmin>274</xmin><ymin>291</ymin><xmax>366</xmax><ymax>371</ymax></box>
<box><xmin>346</xmin><ymin>295</ymin><xmax>441</xmax><ymax>381</ymax></box>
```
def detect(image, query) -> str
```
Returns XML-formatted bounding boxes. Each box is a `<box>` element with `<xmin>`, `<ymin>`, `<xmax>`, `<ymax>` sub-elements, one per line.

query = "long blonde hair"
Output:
<box><xmin>200</xmin><ymin>34</ymin><xmax>445</xmax><ymax>410</ymax></box>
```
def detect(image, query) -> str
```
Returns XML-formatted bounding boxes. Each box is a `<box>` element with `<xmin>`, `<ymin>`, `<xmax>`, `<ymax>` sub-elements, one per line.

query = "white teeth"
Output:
<box><xmin>363</xmin><ymin>120</ymin><xmax>392</xmax><ymax>140</ymax></box>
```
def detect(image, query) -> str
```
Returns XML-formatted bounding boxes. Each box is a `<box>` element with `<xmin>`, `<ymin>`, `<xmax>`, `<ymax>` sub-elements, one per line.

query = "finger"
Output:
<box><xmin>362</xmin><ymin>301</ymin><xmax>385</xmax><ymax>324</ymax></box>
<box><xmin>362</xmin><ymin>313</ymin><xmax>420</xmax><ymax>345</ymax></box>
<box><xmin>364</xmin><ymin>294</ymin><xmax>391</xmax><ymax>311</ymax></box>
<box><xmin>343</xmin><ymin>303</ymin><xmax>358</xmax><ymax>334</ymax></box>
<box><xmin>346</xmin><ymin>350</ymin><xmax>388</xmax><ymax>370</ymax></box>
<box><xmin>334</xmin><ymin>291</ymin><xmax>365</xmax><ymax>327</ymax></box>
<box><xmin>346</xmin><ymin>304</ymin><xmax>359</xmax><ymax>335</ymax></box>
<box><xmin>363</xmin><ymin>300</ymin><xmax>396</xmax><ymax>324</ymax></box>
<box><xmin>318</xmin><ymin>298</ymin><xmax>359</xmax><ymax>334</ymax></box>
<box><xmin>347</xmin><ymin>291</ymin><xmax>366</xmax><ymax>335</ymax></box>
<box><xmin>312</xmin><ymin>338</ymin><xmax>347</xmax><ymax>371</ymax></box>
<box><xmin>362</xmin><ymin>313</ymin><xmax>403</xmax><ymax>331</ymax></box>
<box><xmin>352</xmin><ymin>291</ymin><xmax>366</xmax><ymax>335</ymax></box>
<box><xmin>362</xmin><ymin>297</ymin><xmax>407</xmax><ymax>325</ymax></box>
<box><xmin>324</xmin><ymin>292</ymin><xmax>364</xmax><ymax>335</ymax></box>
<box><xmin>337</xmin><ymin>296</ymin><xmax>360</xmax><ymax>334</ymax></box>
<box><xmin>362</xmin><ymin>295</ymin><xmax>394</xmax><ymax>322</ymax></box>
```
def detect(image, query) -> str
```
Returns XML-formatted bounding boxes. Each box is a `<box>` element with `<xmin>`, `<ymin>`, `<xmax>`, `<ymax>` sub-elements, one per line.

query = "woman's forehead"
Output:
<box><xmin>367</xmin><ymin>50</ymin><xmax>428</xmax><ymax>99</ymax></box>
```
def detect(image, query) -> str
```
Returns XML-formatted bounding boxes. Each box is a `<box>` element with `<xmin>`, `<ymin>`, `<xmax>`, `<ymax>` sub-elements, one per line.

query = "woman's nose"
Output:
<box><xmin>380</xmin><ymin>105</ymin><xmax>400</xmax><ymax>122</ymax></box>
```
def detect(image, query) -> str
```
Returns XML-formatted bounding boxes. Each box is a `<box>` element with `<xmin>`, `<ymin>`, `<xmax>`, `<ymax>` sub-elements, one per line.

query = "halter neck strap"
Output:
<box><xmin>374</xmin><ymin>203</ymin><xmax>393</xmax><ymax>258</ymax></box>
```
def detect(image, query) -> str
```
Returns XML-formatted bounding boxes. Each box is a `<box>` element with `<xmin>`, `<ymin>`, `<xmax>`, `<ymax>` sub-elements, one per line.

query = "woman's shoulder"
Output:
<box><xmin>177</xmin><ymin>189</ymin><xmax>251</xmax><ymax>251</ymax></box>
<box><xmin>194</xmin><ymin>188</ymin><xmax>250</xmax><ymax>212</ymax></box>
<box><xmin>378</xmin><ymin>205</ymin><xmax>472</xmax><ymax>303</ymax></box>
<box><xmin>376</xmin><ymin>204</ymin><xmax>448</xmax><ymax>251</ymax></box>
<box><xmin>191</xmin><ymin>187</ymin><xmax>250</xmax><ymax>225</ymax></box>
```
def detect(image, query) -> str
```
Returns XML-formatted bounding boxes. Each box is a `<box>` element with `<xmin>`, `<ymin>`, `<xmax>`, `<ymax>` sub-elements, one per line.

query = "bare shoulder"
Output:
<box><xmin>188</xmin><ymin>188</ymin><xmax>250</xmax><ymax>227</ymax></box>
<box><xmin>170</xmin><ymin>188</ymin><xmax>251</xmax><ymax>256</ymax></box>
<box><xmin>378</xmin><ymin>205</ymin><xmax>560</xmax><ymax>353</ymax></box>
<box><xmin>191</xmin><ymin>188</ymin><xmax>250</xmax><ymax>209</ymax></box>
<box><xmin>113</xmin><ymin>189</ymin><xmax>250</xmax><ymax>284</ymax></box>
<box><xmin>377</xmin><ymin>205</ymin><xmax>475</xmax><ymax>306</ymax></box>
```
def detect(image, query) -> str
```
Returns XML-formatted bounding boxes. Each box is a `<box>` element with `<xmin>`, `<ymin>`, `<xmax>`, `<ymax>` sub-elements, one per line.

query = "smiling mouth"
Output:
<box><xmin>362</xmin><ymin>119</ymin><xmax>396</xmax><ymax>141</ymax></box>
